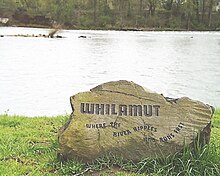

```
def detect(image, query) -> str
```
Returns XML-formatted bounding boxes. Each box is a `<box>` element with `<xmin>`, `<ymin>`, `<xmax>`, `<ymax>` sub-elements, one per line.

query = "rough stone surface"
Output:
<box><xmin>58</xmin><ymin>80</ymin><xmax>214</xmax><ymax>162</ymax></box>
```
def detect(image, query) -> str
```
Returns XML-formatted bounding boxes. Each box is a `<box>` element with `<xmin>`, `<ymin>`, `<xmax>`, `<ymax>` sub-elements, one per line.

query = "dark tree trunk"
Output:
<box><xmin>187</xmin><ymin>15</ymin><xmax>191</xmax><ymax>30</ymax></box>
<box><xmin>208</xmin><ymin>0</ymin><xmax>213</xmax><ymax>27</ymax></box>
<box><xmin>170</xmin><ymin>0</ymin><xmax>173</xmax><ymax>18</ymax></box>
<box><xmin>194</xmin><ymin>0</ymin><xmax>200</xmax><ymax>22</ymax></box>
<box><xmin>202</xmin><ymin>0</ymin><xmax>206</xmax><ymax>22</ymax></box>
<box><xmin>149</xmin><ymin>1</ymin><xmax>156</xmax><ymax>17</ymax></box>
<box><xmin>93</xmin><ymin>0</ymin><xmax>97</xmax><ymax>24</ymax></box>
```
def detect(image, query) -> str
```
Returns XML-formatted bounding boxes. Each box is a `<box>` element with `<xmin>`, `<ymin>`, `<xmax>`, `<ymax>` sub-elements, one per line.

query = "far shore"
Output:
<box><xmin>1</xmin><ymin>23</ymin><xmax>220</xmax><ymax>32</ymax></box>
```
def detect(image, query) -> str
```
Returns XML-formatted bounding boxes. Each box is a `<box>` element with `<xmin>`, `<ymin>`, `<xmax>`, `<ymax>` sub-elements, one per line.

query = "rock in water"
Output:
<box><xmin>58</xmin><ymin>80</ymin><xmax>214</xmax><ymax>162</ymax></box>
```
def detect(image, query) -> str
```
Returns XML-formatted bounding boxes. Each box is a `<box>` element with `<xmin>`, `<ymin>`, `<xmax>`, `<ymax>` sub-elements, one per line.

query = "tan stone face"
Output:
<box><xmin>58</xmin><ymin>80</ymin><xmax>214</xmax><ymax>162</ymax></box>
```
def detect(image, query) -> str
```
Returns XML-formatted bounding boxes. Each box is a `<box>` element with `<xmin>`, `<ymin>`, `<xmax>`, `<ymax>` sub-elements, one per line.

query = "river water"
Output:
<box><xmin>0</xmin><ymin>27</ymin><xmax>220</xmax><ymax>116</ymax></box>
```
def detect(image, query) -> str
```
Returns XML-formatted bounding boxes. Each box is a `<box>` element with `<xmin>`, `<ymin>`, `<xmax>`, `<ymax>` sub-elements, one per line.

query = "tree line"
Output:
<box><xmin>0</xmin><ymin>0</ymin><xmax>220</xmax><ymax>30</ymax></box>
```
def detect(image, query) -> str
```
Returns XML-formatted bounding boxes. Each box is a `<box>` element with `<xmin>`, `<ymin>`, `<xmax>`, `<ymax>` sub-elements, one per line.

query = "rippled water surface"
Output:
<box><xmin>0</xmin><ymin>27</ymin><xmax>220</xmax><ymax>116</ymax></box>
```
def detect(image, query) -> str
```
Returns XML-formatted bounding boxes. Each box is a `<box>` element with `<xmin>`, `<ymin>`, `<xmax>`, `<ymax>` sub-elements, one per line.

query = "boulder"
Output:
<box><xmin>58</xmin><ymin>80</ymin><xmax>214</xmax><ymax>162</ymax></box>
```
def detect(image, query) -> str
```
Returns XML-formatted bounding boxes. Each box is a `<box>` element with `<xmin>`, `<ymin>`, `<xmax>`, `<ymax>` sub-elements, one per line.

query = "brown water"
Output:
<box><xmin>0</xmin><ymin>27</ymin><xmax>220</xmax><ymax>116</ymax></box>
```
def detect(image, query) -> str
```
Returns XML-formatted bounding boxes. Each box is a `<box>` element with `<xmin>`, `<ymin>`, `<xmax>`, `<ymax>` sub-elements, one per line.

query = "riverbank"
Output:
<box><xmin>2</xmin><ymin>0</ymin><xmax>220</xmax><ymax>33</ymax></box>
<box><xmin>1</xmin><ymin>23</ymin><xmax>220</xmax><ymax>32</ymax></box>
<box><xmin>0</xmin><ymin>109</ymin><xmax>219</xmax><ymax>175</ymax></box>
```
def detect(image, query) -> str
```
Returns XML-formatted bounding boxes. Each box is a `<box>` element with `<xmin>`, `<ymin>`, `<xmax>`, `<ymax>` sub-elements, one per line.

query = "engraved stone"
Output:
<box><xmin>58</xmin><ymin>80</ymin><xmax>214</xmax><ymax>162</ymax></box>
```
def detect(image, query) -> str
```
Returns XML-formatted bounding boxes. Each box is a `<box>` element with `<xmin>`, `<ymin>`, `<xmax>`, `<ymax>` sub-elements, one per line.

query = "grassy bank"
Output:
<box><xmin>0</xmin><ymin>109</ymin><xmax>220</xmax><ymax>176</ymax></box>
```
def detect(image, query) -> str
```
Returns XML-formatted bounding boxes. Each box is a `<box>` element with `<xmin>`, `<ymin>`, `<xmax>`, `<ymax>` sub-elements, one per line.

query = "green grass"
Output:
<box><xmin>212</xmin><ymin>109</ymin><xmax>220</xmax><ymax>128</ymax></box>
<box><xmin>0</xmin><ymin>109</ymin><xmax>220</xmax><ymax>176</ymax></box>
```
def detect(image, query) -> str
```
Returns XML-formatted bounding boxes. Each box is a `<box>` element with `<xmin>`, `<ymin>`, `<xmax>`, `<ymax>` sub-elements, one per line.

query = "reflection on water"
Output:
<box><xmin>0</xmin><ymin>27</ymin><xmax>220</xmax><ymax>116</ymax></box>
